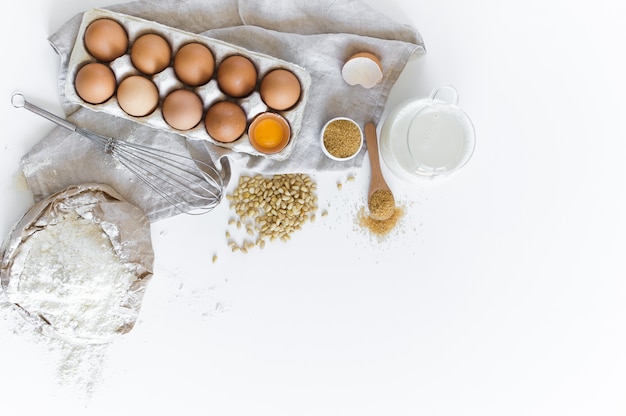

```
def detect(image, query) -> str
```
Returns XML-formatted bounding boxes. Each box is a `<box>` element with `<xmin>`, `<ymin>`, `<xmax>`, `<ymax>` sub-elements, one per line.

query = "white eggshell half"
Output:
<box><xmin>341</xmin><ymin>53</ymin><xmax>383</xmax><ymax>88</ymax></box>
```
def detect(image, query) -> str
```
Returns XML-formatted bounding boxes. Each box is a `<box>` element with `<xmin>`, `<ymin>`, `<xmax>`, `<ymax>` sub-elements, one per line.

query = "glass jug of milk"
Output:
<box><xmin>380</xmin><ymin>85</ymin><xmax>475</xmax><ymax>180</ymax></box>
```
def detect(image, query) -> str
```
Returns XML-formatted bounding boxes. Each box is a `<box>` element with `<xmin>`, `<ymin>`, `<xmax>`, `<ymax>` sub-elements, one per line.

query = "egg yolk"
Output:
<box><xmin>254</xmin><ymin>118</ymin><xmax>283</xmax><ymax>148</ymax></box>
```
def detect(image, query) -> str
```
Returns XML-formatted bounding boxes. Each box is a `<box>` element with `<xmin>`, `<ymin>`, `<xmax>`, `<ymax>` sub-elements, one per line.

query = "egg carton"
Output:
<box><xmin>65</xmin><ymin>8</ymin><xmax>311</xmax><ymax>161</ymax></box>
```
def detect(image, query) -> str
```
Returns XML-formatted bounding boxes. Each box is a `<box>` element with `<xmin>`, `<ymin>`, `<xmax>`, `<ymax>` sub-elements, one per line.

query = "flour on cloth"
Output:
<box><xmin>21</xmin><ymin>0</ymin><xmax>425</xmax><ymax>221</ymax></box>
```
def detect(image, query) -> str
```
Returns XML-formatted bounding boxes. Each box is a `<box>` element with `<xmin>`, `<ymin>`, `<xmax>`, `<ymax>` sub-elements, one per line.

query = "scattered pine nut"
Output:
<box><xmin>226</xmin><ymin>174</ymin><xmax>317</xmax><ymax>253</ymax></box>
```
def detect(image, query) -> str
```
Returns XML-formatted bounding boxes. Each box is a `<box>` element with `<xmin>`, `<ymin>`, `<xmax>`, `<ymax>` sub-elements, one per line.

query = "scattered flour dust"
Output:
<box><xmin>1</xmin><ymin>212</ymin><xmax>142</xmax><ymax>399</ymax></box>
<box><xmin>0</xmin><ymin>300</ymin><xmax>110</xmax><ymax>399</ymax></box>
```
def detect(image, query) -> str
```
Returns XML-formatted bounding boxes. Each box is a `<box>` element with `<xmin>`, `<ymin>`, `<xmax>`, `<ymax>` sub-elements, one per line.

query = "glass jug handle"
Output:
<box><xmin>429</xmin><ymin>84</ymin><xmax>459</xmax><ymax>105</ymax></box>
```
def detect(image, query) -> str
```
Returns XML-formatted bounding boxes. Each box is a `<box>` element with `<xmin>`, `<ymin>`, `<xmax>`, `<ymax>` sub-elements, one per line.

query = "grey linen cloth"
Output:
<box><xmin>21</xmin><ymin>0</ymin><xmax>425</xmax><ymax>221</ymax></box>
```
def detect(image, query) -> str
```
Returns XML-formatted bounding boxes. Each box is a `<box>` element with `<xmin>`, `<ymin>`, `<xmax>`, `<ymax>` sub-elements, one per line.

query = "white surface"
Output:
<box><xmin>1</xmin><ymin>1</ymin><xmax>625</xmax><ymax>415</ymax></box>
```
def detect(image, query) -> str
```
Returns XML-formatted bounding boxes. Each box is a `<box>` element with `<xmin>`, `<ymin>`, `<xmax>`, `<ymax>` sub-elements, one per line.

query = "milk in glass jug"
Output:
<box><xmin>380</xmin><ymin>85</ymin><xmax>475</xmax><ymax>181</ymax></box>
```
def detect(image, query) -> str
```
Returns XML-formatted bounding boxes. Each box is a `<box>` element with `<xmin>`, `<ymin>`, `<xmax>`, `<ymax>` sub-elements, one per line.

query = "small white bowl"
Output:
<box><xmin>320</xmin><ymin>117</ymin><xmax>363</xmax><ymax>161</ymax></box>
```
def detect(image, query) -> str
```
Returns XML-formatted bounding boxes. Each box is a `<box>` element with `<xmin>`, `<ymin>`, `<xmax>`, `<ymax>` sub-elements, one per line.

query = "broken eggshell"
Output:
<box><xmin>341</xmin><ymin>52</ymin><xmax>383</xmax><ymax>88</ymax></box>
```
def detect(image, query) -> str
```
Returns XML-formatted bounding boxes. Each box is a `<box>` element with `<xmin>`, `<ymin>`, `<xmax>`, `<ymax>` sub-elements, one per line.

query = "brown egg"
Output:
<box><xmin>74</xmin><ymin>62</ymin><xmax>116</xmax><ymax>104</ymax></box>
<box><xmin>216</xmin><ymin>55</ymin><xmax>257</xmax><ymax>98</ymax></box>
<box><xmin>84</xmin><ymin>18</ymin><xmax>128</xmax><ymax>62</ymax></box>
<box><xmin>162</xmin><ymin>89</ymin><xmax>204</xmax><ymax>131</ymax></box>
<box><xmin>205</xmin><ymin>101</ymin><xmax>247</xmax><ymax>143</ymax></box>
<box><xmin>131</xmin><ymin>33</ymin><xmax>171</xmax><ymax>75</ymax></box>
<box><xmin>116</xmin><ymin>75</ymin><xmax>159</xmax><ymax>117</ymax></box>
<box><xmin>174</xmin><ymin>43</ymin><xmax>215</xmax><ymax>86</ymax></box>
<box><xmin>259</xmin><ymin>69</ymin><xmax>301</xmax><ymax>111</ymax></box>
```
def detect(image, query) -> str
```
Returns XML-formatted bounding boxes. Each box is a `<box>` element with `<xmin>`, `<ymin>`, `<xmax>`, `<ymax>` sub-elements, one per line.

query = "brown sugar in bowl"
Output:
<box><xmin>320</xmin><ymin>117</ymin><xmax>363</xmax><ymax>161</ymax></box>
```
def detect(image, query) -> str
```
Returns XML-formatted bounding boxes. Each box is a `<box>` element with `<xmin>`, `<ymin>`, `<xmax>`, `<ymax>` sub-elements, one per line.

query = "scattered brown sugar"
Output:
<box><xmin>368</xmin><ymin>189</ymin><xmax>395</xmax><ymax>220</ymax></box>
<box><xmin>358</xmin><ymin>204</ymin><xmax>404</xmax><ymax>237</ymax></box>
<box><xmin>323</xmin><ymin>119</ymin><xmax>362</xmax><ymax>158</ymax></box>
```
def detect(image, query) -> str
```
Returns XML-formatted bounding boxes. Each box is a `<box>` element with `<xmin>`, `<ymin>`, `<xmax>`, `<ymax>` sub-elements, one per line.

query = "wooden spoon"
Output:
<box><xmin>364</xmin><ymin>122</ymin><xmax>395</xmax><ymax>221</ymax></box>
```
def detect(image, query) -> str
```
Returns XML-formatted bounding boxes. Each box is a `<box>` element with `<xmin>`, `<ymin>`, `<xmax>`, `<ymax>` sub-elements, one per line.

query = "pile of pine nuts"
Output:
<box><xmin>225</xmin><ymin>173</ymin><xmax>318</xmax><ymax>252</ymax></box>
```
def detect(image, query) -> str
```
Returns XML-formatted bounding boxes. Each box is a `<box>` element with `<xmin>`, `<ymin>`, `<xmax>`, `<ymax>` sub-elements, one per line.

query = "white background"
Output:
<box><xmin>1</xmin><ymin>0</ymin><xmax>625</xmax><ymax>415</ymax></box>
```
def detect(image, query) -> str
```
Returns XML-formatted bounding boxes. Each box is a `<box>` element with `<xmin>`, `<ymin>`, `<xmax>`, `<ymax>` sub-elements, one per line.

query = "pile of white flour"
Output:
<box><xmin>4</xmin><ymin>212</ymin><xmax>139</xmax><ymax>343</ymax></box>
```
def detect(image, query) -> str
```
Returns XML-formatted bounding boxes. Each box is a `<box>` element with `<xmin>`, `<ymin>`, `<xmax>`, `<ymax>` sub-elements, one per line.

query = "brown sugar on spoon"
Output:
<box><xmin>368</xmin><ymin>188</ymin><xmax>395</xmax><ymax>220</ymax></box>
<box><xmin>364</xmin><ymin>122</ymin><xmax>395</xmax><ymax>220</ymax></box>
<box><xmin>358</xmin><ymin>122</ymin><xmax>404</xmax><ymax>237</ymax></box>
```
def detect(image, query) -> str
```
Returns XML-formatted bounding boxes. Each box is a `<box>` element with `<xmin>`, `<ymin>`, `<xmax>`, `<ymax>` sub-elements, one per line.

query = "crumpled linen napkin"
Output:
<box><xmin>21</xmin><ymin>0</ymin><xmax>425</xmax><ymax>221</ymax></box>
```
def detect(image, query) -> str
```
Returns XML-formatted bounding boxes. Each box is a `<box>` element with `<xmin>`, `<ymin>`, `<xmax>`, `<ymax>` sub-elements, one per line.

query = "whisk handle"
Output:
<box><xmin>11</xmin><ymin>93</ymin><xmax>78</xmax><ymax>132</ymax></box>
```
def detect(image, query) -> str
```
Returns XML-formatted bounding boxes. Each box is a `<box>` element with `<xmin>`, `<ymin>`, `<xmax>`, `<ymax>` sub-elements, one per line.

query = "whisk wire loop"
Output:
<box><xmin>76</xmin><ymin>127</ymin><xmax>224</xmax><ymax>215</ymax></box>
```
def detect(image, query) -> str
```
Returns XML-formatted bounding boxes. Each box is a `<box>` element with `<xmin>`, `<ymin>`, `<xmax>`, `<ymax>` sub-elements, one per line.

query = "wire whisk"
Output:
<box><xmin>11</xmin><ymin>93</ymin><xmax>228</xmax><ymax>215</ymax></box>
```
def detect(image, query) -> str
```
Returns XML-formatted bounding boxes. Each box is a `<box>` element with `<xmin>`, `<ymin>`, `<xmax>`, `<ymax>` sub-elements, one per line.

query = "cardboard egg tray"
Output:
<box><xmin>65</xmin><ymin>8</ymin><xmax>311</xmax><ymax>161</ymax></box>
